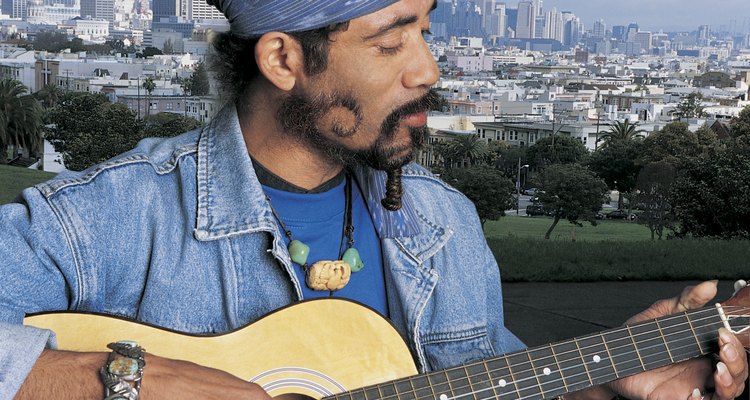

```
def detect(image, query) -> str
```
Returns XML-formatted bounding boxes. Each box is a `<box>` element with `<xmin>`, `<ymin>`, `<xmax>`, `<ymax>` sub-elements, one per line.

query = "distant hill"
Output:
<box><xmin>0</xmin><ymin>165</ymin><xmax>56</xmax><ymax>205</ymax></box>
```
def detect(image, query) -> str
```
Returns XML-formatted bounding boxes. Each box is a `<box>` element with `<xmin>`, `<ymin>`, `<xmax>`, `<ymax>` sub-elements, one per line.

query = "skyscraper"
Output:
<box><xmin>152</xmin><ymin>0</ymin><xmax>181</xmax><ymax>20</ymax></box>
<box><xmin>698</xmin><ymin>24</ymin><xmax>710</xmax><ymax>46</ymax></box>
<box><xmin>80</xmin><ymin>0</ymin><xmax>114</xmax><ymax>22</ymax></box>
<box><xmin>515</xmin><ymin>0</ymin><xmax>535</xmax><ymax>39</ymax></box>
<box><xmin>1</xmin><ymin>0</ymin><xmax>25</xmax><ymax>19</ymax></box>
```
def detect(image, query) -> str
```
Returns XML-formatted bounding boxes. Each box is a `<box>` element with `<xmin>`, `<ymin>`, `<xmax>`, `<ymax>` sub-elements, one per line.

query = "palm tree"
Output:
<box><xmin>35</xmin><ymin>83</ymin><xmax>64</xmax><ymax>109</ymax></box>
<box><xmin>0</xmin><ymin>79</ymin><xmax>43</xmax><ymax>164</ymax></box>
<box><xmin>142</xmin><ymin>76</ymin><xmax>156</xmax><ymax>118</ymax></box>
<box><xmin>598</xmin><ymin>119</ymin><xmax>646</xmax><ymax>145</ymax></box>
<box><xmin>447</xmin><ymin>134</ymin><xmax>489</xmax><ymax>168</ymax></box>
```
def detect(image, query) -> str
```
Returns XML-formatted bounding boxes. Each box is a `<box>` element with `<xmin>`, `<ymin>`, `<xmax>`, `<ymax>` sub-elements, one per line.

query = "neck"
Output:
<box><xmin>239</xmin><ymin>82</ymin><xmax>343</xmax><ymax>190</ymax></box>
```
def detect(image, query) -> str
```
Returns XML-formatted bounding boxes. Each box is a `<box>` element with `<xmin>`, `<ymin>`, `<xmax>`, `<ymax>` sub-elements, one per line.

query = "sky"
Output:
<box><xmin>541</xmin><ymin>0</ymin><xmax>750</xmax><ymax>33</ymax></box>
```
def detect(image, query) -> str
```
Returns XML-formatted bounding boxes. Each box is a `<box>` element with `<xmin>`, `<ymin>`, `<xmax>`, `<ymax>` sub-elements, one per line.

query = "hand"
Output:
<box><xmin>607</xmin><ymin>281</ymin><xmax>748</xmax><ymax>400</ymax></box>
<box><xmin>142</xmin><ymin>353</ymin><xmax>272</xmax><ymax>400</ymax></box>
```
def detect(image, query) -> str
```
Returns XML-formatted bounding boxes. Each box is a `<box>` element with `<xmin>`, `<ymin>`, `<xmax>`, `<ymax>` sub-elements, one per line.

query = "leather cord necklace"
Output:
<box><xmin>266</xmin><ymin>173</ymin><xmax>364</xmax><ymax>292</ymax></box>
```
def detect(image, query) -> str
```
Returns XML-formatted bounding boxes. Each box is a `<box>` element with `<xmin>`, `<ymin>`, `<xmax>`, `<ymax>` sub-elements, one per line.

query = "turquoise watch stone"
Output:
<box><xmin>343</xmin><ymin>248</ymin><xmax>364</xmax><ymax>272</ymax></box>
<box><xmin>288</xmin><ymin>240</ymin><xmax>310</xmax><ymax>265</ymax></box>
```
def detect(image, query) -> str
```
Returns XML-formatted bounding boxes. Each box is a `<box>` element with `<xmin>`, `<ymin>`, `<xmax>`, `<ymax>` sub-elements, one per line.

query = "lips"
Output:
<box><xmin>402</xmin><ymin>111</ymin><xmax>427</xmax><ymax>127</ymax></box>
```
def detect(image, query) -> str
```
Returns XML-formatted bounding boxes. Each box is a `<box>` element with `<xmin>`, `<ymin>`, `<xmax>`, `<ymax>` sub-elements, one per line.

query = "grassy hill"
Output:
<box><xmin>0</xmin><ymin>165</ymin><xmax>57</xmax><ymax>205</ymax></box>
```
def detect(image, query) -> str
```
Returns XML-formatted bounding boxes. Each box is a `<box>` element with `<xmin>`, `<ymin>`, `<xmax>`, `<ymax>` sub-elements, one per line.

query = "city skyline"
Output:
<box><xmin>542</xmin><ymin>0</ymin><xmax>750</xmax><ymax>33</ymax></box>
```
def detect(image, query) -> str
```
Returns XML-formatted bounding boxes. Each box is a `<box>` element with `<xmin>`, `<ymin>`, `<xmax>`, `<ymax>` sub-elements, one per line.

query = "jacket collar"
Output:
<box><xmin>193</xmin><ymin>105</ymin><xmax>428</xmax><ymax>241</ymax></box>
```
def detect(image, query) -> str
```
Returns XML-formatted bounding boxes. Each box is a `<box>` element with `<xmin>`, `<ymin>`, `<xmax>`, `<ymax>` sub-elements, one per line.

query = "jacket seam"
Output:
<box><xmin>39</xmin><ymin>144</ymin><xmax>198</xmax><ymax>199</ymax></box>
<box><xmin>40</xmin><ymin>187</ymin><xmax>85</xmax><ymax>309</ymax></box>
<box><xmin>421</xmin><ymin>327</ymin><xmax>490</xmax><ymax>345</ymax></box>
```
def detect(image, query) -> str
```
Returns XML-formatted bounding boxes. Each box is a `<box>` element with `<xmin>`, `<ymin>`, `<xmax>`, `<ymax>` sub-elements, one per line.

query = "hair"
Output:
<box><xmin>209</xmin><ymin>22</ymin><xmax>349</xmax><ymax>107</ymax></box>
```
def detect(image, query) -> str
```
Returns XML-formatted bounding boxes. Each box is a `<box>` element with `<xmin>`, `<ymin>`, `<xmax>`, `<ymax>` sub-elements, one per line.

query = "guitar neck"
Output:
<box><xmin>329</xmin><ymin>306</ymin><xmax>725</xmax><ymax>400</ymax></box>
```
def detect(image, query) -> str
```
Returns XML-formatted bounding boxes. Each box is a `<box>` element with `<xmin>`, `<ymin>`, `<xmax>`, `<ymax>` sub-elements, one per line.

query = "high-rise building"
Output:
<box><xmin>80</xmin><ymin>0</ymin><xmax>114</xmax><ymax>22</ymax></box>
<box><xmin>543</xmin><ymin>7</ymin><xmax>563</xmax><ymax>42</ymax></box>
<box><xmin>591</xmin><ymin>19</ymin><xmax>606</xmax><ymax>38</ymax></box>
<box><xmin>152</xmin><ymin>0</ymin><xmax>180</xmax><ymax>20</ymax></box>
<box><xmin>612</xmin><ymin>25</ymin><xmax>626</xmax><ymax>41</ymax></box>
<box><xmin>698</xmin><ymin>24</ymin><xmax>711</xmax><ymax>46</ymax></box>
<box><xmin>515</xmin><ymin>0</ymin><xmax>535</xmax><ymax>38</ymax></box>
<box><xmin>635</xmin><ymin>31</ymin><xmax>652</xmax><ymax>53</ymax></box>
<box><xmin>1</xmin><ymin>0</ymin><xmax>26</xmax><ymax>19</ymax></box>
<box><xmin>626</xmin><ymin>22</ymin><xmax>639</xmax><ymax>42</ymax></box>
<box><xmin>188</xmin><ymin>0</ymin><xmax>223</xmax><ymax>20</ymax></box>
<box><xmin>495</xmin><ymin>2</ymin><xmax>507</xmax><ymax>38</ymax></box>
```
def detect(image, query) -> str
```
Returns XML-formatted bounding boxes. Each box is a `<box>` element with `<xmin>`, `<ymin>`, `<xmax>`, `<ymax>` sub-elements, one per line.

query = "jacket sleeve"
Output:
<box><xmin>0</xmin><ymin>187</ymin><xmax>75</xmax><ymax>397</ymax></box>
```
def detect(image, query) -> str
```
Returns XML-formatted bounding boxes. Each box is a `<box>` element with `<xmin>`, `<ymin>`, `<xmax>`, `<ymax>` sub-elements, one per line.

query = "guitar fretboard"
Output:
<box><xmin>328</xmin><ymin>307</ymin><xmax>725</xmax><ymax>400</ymax></box>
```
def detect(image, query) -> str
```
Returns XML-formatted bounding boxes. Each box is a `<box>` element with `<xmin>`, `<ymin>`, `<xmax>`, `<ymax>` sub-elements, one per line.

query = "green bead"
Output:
<box><xmin>288</xmin><ymin>240</ymin><xmax>310</xmax><ymax>265</ymax></box>
<box><xmin>343</xmin><ymin>248</ymin><xmax>364</xmax><ymax>272</ymax></box>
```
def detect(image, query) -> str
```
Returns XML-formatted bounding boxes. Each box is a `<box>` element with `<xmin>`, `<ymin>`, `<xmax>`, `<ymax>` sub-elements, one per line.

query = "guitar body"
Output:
<box><xmin>24</xmin><ymin>299</ymin><xmax>418</xmax><ymax>399</ymax></box>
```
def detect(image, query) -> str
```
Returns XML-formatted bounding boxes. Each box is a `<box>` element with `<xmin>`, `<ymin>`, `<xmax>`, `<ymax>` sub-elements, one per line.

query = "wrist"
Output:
<box><xmin>100</xmin><ymin>341</ymin><xmax>146</xmax><ymax>400</ymax></box>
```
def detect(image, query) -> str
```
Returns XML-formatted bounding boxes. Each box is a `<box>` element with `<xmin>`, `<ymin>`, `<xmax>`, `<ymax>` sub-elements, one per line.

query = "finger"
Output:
<box><xmin>689</xmin><ymin>387</ymin><xmax>702</xmax><ymax>400</ymax></box>
<box><xmin>675</xmin><ymin>280</ymin><xmax>718</xmax><ymax>313</ymax></box>
<box><xmin>718</xmin><ymin>328</ymin><xmax>749</xmax><ymax>380</ymax></box>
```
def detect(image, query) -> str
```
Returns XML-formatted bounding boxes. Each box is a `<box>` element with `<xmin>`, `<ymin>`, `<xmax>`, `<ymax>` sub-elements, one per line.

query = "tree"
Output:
<box><xmin>142</xmin><ymin>76</ymin><xmax>156</xmax><ymax>118</ymax></box>
<box><xmin>670</xmin><ymin>148</ymin><xmax>750</xmax><ymax>239</ymax></box>
<box><xmin>140</xmin><ymin>47</ymin><xmax>163</xmax><ymax>58</ymax></box>
<box><xmin>46</xmin><ymin>92</ymin><xmax>142</xmax><ymax>171</ymax></box>
<box><xmin>637</xmin><ymin>122</ymin><xmax>719</xmax><ymax>169</ymax></box>
<box><xmin>143</xmin><ymin>112</ymin><xmax>201</xmax><ymax>137</ymax></box>
<box><xmin>527</xmin><ymin>135</ymin><xmax>588</xmax><ymax>168</ymax></box>
<box><xmin>598</xmin><ymin>119</ymin><xmax>646</xmax><ymax>145</ymax></box>
<box><xmin>729</xmin><ymin>105</ymin><xmax>750</xmax><ymax>148</ymax></box>
<box><xmin>190</xmin><ymin>62</ymin><xmax>210</xmax><ymax>96</ymax></box>
<box><xmin>0</xmin><ymin>79</ymin><xmax>43</xmax><ymax>163</ymax></box>
<box><xmin>536</xmin><ymin>164</ymin><xmax>608</xmax><ymax>240</ymax></box>
<box><xmin>443</xmin><ymin>165</ymin><xmax>515</xmax><ymax>226</ymax></box>
<box><xmin>671</xmin><ymin>92</ymin><xmax>706</xmax><ymax>122</ymax></box>
<box><xmin>34</xmin><ymin>83</ymin><xmax>64</xmax><ymax>109</ymax></box>
<box><xmin>587</xmin><ymin>139</ymin><xmax>642</xmax><ymax>209</ymax></box>
<box><xmin>446</xmin><ymin>134</ymin><xmax>488</xmax><ymax>167</ymax></box>
<box><xmin>634</xmin><ymin>161</ymin><xmax>677</xmax><ymax>240</ymax></box>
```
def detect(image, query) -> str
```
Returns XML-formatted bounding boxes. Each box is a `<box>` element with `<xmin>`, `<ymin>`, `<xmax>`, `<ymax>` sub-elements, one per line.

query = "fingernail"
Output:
<box><xmin>719</xmin><ymin>327</ymin><xmax>733</xmax><ymax>343</ymax></box>
<box><xmin>716</xmin><ymin>362</ymin><xmax>732</xmax><ymax>386</ymax></box>
<box><xmin>709</xmin><ymin>279</ymin><xmax>719</xmax><ymax>285</ymax></box>
<box><xmin>723</xmin><ymin>343</ymin><xmax>739</xmax><ymax>361</ymax></box>
<box><xmin>691</xmin><ymin>388</ymin><xmax>701</xmax><ymax>399</ymax></box>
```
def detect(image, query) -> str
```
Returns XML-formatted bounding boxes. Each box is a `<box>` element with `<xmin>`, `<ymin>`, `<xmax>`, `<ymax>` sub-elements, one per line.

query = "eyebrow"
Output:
<box><xmin>362</xmin><ymin>0</ymin><xmax>438</xmax><ymax>41</ymax></box>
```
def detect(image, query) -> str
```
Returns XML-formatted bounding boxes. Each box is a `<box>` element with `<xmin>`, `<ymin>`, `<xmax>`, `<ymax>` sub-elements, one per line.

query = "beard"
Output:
<box><xmin>277</xmin><ymin>89</ymin><xmax>440</xmax><ymax>171</ymax></box>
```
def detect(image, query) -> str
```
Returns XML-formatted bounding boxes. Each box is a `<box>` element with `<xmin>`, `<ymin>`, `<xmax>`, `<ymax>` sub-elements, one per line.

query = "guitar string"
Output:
<box><xmin>343</xmin><ymin>307</ymin><xmax>747</xmax><ymax>400</ymax></box>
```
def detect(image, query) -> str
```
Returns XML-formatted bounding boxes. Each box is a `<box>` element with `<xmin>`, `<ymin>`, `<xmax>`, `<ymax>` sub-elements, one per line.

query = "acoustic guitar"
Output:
<box><xmin>24</xmin><ymin>288</ymin><xmax>750</xmax><ymax>400</ymax></box>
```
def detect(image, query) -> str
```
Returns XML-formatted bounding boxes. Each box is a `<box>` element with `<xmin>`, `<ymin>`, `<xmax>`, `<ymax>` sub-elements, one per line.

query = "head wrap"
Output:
<box><xmin>206</xmin><ymin>0</ymin><xmax>401</xmax><ymax>38</ymax></box>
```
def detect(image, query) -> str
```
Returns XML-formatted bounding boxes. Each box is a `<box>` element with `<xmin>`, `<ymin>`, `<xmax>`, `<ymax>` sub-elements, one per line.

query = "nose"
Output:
<box><xmin>403</xmin><ymin>39</ymin><xmax>439</xmax><ymax>89</ymax></box>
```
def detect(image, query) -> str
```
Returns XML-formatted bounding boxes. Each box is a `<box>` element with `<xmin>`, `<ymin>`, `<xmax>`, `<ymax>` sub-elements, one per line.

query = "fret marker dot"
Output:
<box><xmin>498</xmin><ymin>379</ymin><xmax>507</xmax><ymax>387</ymax></box>
<box><xmin>543</xmin><ymin>367</ymin><xmax>551</xmax><ymax>376</ymax></box>
<box><xmin>440</xmin><ymin>395</ymin><xmax>448</xmax><ymax>400</ymax></box>
<box><xmin>593</xmin><ymin>355</ymin><xmax>601</xmax><ymax>363</ymax></box>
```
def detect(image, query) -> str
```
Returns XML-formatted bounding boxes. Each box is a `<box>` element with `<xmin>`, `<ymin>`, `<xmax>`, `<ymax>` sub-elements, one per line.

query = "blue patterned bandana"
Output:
<box><xmin>206</xmin><ymin>0</ymin><xmax>401</xmax><ymax>38</ymax></box>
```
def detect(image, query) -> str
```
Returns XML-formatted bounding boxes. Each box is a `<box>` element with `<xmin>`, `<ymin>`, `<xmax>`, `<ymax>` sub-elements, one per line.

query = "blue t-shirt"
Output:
<box><xmin>263</xmin><ymin>178</ymin><xmax>387</xmax><ymax>316</ymax></box>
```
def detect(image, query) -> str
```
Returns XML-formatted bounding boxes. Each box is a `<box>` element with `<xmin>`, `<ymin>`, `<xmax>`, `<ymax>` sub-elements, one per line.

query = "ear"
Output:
<box><xmin>255</xmin><ymin>32</ymin><xmax>304</xmax><ymax>92</ymax></box>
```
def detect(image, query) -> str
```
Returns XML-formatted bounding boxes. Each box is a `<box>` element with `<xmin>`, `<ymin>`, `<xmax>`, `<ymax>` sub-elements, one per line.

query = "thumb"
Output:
<box><xmin>675</xmin><ymin>280</ymin><xmax>718</xmax><ymax>313</ymax></box>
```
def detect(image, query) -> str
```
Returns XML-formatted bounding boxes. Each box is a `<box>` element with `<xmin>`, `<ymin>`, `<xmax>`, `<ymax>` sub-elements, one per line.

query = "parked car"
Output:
<box><xmin>605</xmin><ymin>209</ymin><xmax>637</xmax><ymax>220</ymax></box>
<box><xmin>526</xmin><ymin>203</ymin><xmax>546</xmax><ymax>216</ymax></box>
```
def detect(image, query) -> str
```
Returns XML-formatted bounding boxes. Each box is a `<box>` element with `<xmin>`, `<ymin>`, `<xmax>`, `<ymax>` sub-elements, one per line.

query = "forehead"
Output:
<box><xmin>351</xmin><ymin>0</ymin><xmax>436</xmax><ymax>29</ymax></box>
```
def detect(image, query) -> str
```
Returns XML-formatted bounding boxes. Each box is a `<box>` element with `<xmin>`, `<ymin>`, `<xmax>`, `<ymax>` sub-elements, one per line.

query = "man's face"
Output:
<box><xmin>278</xmin><ymin>0</ymin><xmax>440</xmax><ymax>171</ymax></box>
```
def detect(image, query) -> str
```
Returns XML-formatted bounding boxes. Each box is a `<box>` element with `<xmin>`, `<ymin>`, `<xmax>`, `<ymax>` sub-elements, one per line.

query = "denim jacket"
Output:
<box><xmin>0</xmin><ymin>105</ymin><xmax>524</xmax><ymax>397</ymax></box>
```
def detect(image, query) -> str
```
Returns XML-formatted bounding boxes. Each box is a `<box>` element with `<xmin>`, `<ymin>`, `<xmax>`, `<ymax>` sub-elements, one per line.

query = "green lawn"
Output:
<box><xmin>485</xmin><ymin>215</ymin><xmax>652</xmax><ymax>242</ymax></box>
<box><xmin>0</xmin><ymin>165</ymin><xmax>57</xmax><ymax>204</ymax></box>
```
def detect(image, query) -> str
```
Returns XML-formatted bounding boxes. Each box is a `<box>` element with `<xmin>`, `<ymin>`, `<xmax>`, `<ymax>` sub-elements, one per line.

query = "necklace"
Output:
<box><xmin>265</xmin><ymin>174</ymin><xmax>364</xmax><ymax>292</ymax></box>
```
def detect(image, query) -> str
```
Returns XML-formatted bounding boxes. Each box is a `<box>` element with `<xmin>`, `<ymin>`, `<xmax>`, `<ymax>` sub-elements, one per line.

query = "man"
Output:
<box><xmin>0</xmin><ymin>0</ymin><xmax>746</xmax><ymax>398</ymax></box>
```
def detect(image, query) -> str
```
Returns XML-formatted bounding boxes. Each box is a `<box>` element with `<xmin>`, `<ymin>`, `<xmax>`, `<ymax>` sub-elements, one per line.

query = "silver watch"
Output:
<box><xmin>100</xmin><ymin>341</ymin><xmax>146</xmax><ymax>400</ymax></box>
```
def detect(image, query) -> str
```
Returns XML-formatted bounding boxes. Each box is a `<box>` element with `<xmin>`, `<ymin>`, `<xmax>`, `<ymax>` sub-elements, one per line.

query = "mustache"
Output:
<box><xmin>380</xmin><ymin>90</ymin><xmax>442</xmax><ymax>138</ymax></box>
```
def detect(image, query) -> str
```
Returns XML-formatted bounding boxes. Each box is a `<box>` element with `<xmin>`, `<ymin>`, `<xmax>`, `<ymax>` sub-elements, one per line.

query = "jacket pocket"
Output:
<box><xmin>422</xmin><ymin>328</ymin><xmax>495</xmax><ymax>371</ymax></box>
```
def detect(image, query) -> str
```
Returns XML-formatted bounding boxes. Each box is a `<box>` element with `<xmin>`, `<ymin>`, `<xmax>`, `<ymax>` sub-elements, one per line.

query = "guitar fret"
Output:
<box><xmin>379</xmin><ymin>381</ymin><xmax>397</xmax><ymax>400</ymax></box>
<box><xmin>690</xmin><ymin>311</ymin><xmax>723</xmax><ymax>354</ymax></box>
<box><xmin>506</xmin><ymin>351</ymin><xmax>542</xmax><ymax>398</ymax></box>
<box><xmin>364</xmin><ymin>385</ymin><xmax>381</xmax><ymax>400</ymax></box>
<box><xmin>602</xmin><ymin>327</ymin><xmax>645</xmax><ymax>378</ymax></box>
<box><xmin>576</xmin><ymin>335</ymin><xmax>617</xmax><ymax>385</ymax></box>
<box><xmin>445</xmin><ymin>367</ymin><xmax>474</xmax><ymax>400</ymax></box>
<box><xmin>485</xmin><ymin>356</ymin><xmax>519</xmax><ymax>398</ymax></box>
<box><xmin>409</xmin><ymin>375</ymin><xmax>436</xmax><ymax>400</ymax></box>
<box><xmin>630</xmin><ymin>321</ymin><xmax>672</xmax><ymax>369</ymax></box>
<box><xmin>464</xmin><ymin>362</ymin><xmax>496</xmax><ymax>400</ymax></box>
<box><xmin>553</xmin><ymin>340</ymin><xmax>591</xmax><ymax>393</ymax></box>
<box><xmin>626</xmin><ymin>325</ymin><xmax>646</xmax><ymax>371</ymax></box>
<box><xmin>395</xmin><ymin>377</ymin><xmax>416</xmax><ymax>400</ymax></box>
<box><xmin>574</xmin><ymin>339</ymin><xmax>594</xmax><ymax>385</ymax></box>
<box><xmin>549</xmin><ymin>344</ymin><xmax>570</xmax><ymax>393</ymax></box>
<box><xmin>527</xmin><ymin>344</ymin><xmax>567</xmax><ymax>398</ymax></box>
<box><xmin>426</xmin><ymin>370</ymin><xmax>452</xmax><ymax>400</ymax></box>
<box><xmin>600</xmin><ymin>334</ymin><xmax>619</xmax><ymax>378</ymax></box>
<box><xmin>659</xmin><ymin>313</ymin><xmax>703</xmax><ymax>363</ymax></box>
<box><xmin>654</xmin><ymin>319</ymin><xmax>675</xmax><ymax>363</ymax></box>
<box><xmin>525</xmin><ymin>351</ymin><xmax>544</xmax><ymax>395</ymax></box>
<box><xmin>685</xmin><ymin>311</ymin><xmax>707</xmax><ymax>354</ymax></box>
